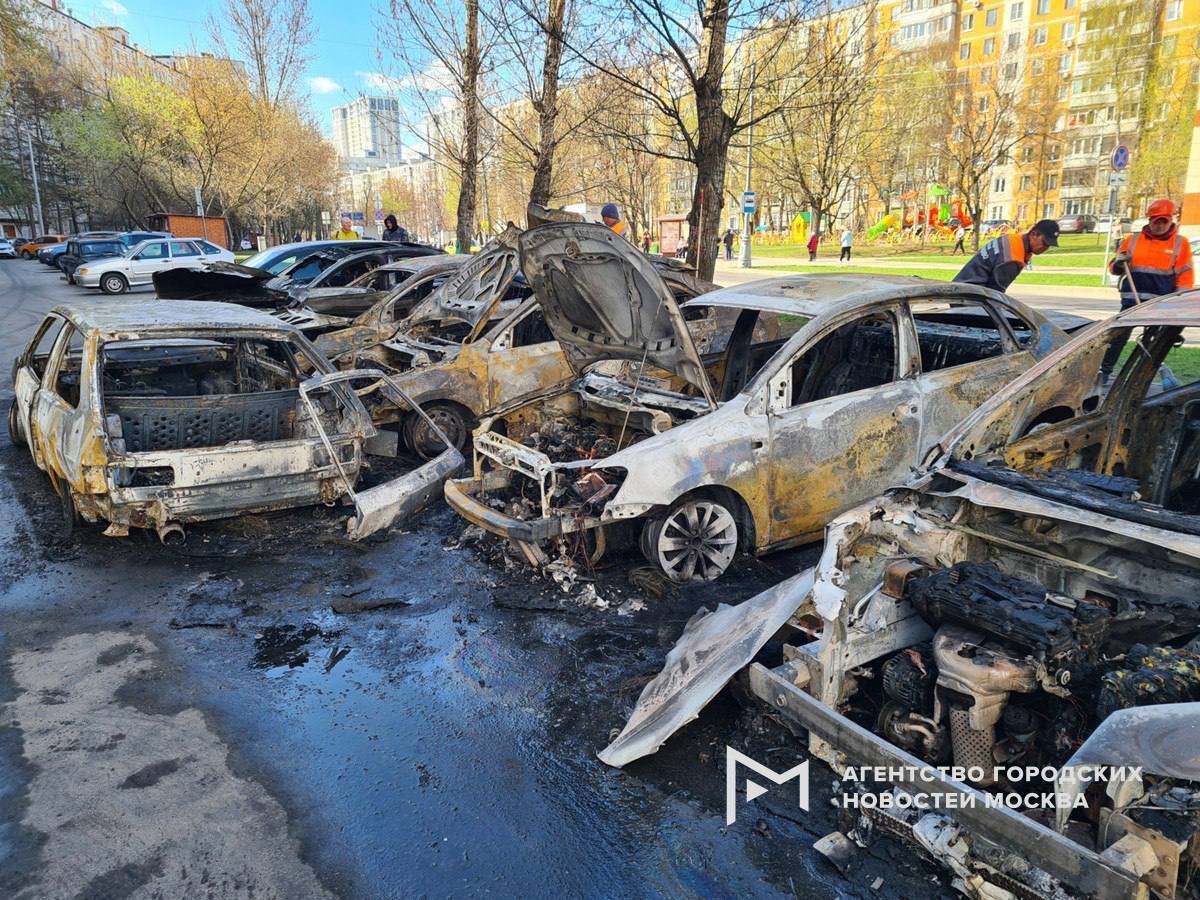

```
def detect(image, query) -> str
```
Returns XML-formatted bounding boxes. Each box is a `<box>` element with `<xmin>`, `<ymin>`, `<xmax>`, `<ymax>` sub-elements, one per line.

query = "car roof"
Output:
<box><xmin>1112</xmin><ymin>290</ymin><xmax>1200</xmax><ymax>327</ymax></box>
<box><xmin>377</xmin><ymin>255</ymin><xmax>467</xmax><ymax>273</ymax></box>
<box><xmin>51</xmin><ymin>300</ymin><xmax>297</xmax><ymax>337</ymax></box>
<box><xmin>682</xmin><ymin>273</ymin><xmax>1004</xmax><ymax>317</ymax></box>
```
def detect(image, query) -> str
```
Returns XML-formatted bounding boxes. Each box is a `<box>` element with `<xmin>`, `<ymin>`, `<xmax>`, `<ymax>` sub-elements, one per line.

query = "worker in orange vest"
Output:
<box><xmin>1111</xmin><ymin>198</ymin><xmax>1193</xmax><ymax>309</ymax></box>
<box><xmin>953</xmin><ymin>219</ymin><xmax>1059</xmax><ymax>293</ymax></box>
<box><xmin>601</xmin><ymin>203</ymin><xmax>627</xmax><ymax>238</ymax></box>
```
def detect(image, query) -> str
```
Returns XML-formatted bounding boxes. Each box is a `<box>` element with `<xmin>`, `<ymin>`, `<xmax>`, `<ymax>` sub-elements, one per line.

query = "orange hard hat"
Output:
<box><xmin>1147</xmin><ymin>198</ymin><xmax>1178</xmax><ymax>219</ymax></box>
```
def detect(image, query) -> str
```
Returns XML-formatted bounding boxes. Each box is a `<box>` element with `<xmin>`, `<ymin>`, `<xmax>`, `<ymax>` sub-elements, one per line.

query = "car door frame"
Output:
<box><xmin>31</xmin><ymin>320</ymin><xmax>95</xmax><ymax>484</ymax></box>
<box><xmin>13</xmin><ymin>315</ymin><xmax>66</xmax><ymax>455</ymax></box>
<box><xmin>904</xmin><ymin>293</ymin><xmax>1038</xmax><ymax>453</ymax></box>
<box><xmin>758</xmin><ymin>301</ymin><xmax>923</xmax><ymax>548</ymax></box>
<box><xmin>127</xmin><ymin>240</ymin><xmax>171</xmax><ymax>285</ymax></box>
<box><xmin>482</xmin><ymin>299</ymin><xmax>571</xmax><ymax>410</ymax></box>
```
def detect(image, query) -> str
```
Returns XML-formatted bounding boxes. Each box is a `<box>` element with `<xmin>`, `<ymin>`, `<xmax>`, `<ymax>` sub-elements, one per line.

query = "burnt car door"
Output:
<box><xmin>32</xmin><ymin>321</ymin><xmax>92</xmax><ymax>481</ymax></box>
<box><xmin>483</xmin><ymin>300</ymin><xmax>571</xmax><ymax>408</ymax></box>
<box><xmin>12</xmin><ymin>315</ymin><xmax>67</xmax><ymax>448</ymax></box>
<box><xmin>906</xmin><ymin>296</ymin><xmax>1037</xmax><ymax>448</ymax></box>
<box><xmin>765</xmin><ymin>305</ymin><xmax>922</xmax><ymax>544</ymax></box>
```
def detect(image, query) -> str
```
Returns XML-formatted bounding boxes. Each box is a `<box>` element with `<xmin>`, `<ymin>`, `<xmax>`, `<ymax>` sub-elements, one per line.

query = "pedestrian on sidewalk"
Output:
<box><xmin>722</xmin><ymin>228</ymin><xmax>735</xmax><ymax>260</ymax></box>
<box><xmin>381</xmin><ymin>214</ymin><xmax>409</xmax><ymax>242</ymax></box>
<box><xmin>333</xmin><ymin>217</ymin><xmax>359</xmax><ymax>240</ymax></box>
<box><xmin>953</xmin><ymin>224</ymin><xmax>966</xmax><ymax>255</ymax></box>
<box><xmin>641</xmin><ymin>231</ymin><xmax>651</xmax><ymax>253</ymax></box>
<box><xmin>952</xmin><ymin>219</ymin><xmax>1059</xmax><ymax>293</ymax></box>
<box><xmin>807</xmin><ymin>231</ymin><xmax>819</xmax><ymax>262</ymax></box>
<box><xmin>839</xmin><ymin>225</ymin><xmax>852</xmax><ymax>262</ymax></box>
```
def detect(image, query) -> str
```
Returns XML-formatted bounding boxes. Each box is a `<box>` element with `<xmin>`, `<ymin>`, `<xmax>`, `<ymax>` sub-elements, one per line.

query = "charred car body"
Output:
<box><xmin>445</xmin><ymin>223</ymin><xmax>1074</xmax><ymax>581</ymax></box>
<box><xmin>313</xmin><ymin>227</ymin><xmax>719</xmax><ymax>459</ymax></box>
<box><xmin>603</xmin><ymin>291</ymin><xmax>1200</xmax><ymax>898</ymax></box>
<box><xmin>8</xmin><ymin>301</ymin><xmax>461</xmax><ymax>542</ymax></box>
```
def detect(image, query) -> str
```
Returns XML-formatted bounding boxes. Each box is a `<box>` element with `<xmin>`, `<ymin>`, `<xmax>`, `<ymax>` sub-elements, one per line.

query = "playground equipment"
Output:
<box><xmin>868</xmin><ymin>185</ymin><xmax>973</xmax><ymax>240</ymax></box>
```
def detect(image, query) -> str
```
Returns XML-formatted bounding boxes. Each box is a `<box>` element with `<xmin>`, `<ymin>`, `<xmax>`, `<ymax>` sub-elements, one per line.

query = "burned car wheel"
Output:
<box><xmin>100</xmin><ymin>273</ymin><xmax>128</xmax><ymax>295</ymax></box>
<box><xmin>404</xmin><ymin>403</ymin><xmax>471</xmax><ymax>460</ymax></box>
<box><xmin>58</xmin><ymin>484</ymin><xmax>78</xmax><ymax>538</ymax></box>
<box><xmin>640</xmin><ymin>497</ymin><xmax>738</xmax><ymax>582</ymax></box>
<box><xmin>8</xmin><ymin>399</ymin><xmax>24</xmax><ymax>447</ymax></box>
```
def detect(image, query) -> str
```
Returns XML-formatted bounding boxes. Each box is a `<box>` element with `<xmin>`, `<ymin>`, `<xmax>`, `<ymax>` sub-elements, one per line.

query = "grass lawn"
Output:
<box><xmin>762</xmin><ymin>264</ymin><xmax>1102</xmax><ymax>287</ymax></box>
<box><xmin>233</xmin><ymin>252</ymin><xmax>253</xmax><ymax>263</ymax></box>
<box><xmin>1113</xmin><ymin>344</ymin><xmax>1200</xmax><ymax>383</ymax></box>
<box><xmin>751</xmin><ymin>232</ymin><xmax>1114</xmax><ymax>262</ymax></box>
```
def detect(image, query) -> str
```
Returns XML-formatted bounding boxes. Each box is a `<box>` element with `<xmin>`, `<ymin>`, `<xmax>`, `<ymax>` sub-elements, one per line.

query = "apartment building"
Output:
<box><xmin>331</xmin><ymin>96</ymin><xmax>406</xmax><ymax>171</ymax></box>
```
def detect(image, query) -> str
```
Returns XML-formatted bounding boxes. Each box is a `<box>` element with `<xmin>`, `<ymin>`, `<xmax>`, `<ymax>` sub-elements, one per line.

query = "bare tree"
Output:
<box><xmin>207</xmin><ymin>0</ymin><xmax>314</xmax><ymax>108</ymax></box>
<box><xmin>562</xmin><ymin>0</ymin><xmax>816</xmax><ymax>280</ymax></box>
<box><xmin>381</xmin><ymin>0</ymin><xmax>496</xmax><ymax>252</ymax></box>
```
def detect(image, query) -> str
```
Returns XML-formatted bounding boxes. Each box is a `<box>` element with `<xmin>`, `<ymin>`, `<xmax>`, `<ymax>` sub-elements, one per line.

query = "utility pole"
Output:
<box><xmin>739</xmin><ymin>62</ymin><xmax>756</xmax><ymax>268</ymax></box>
<box><xmin>25</xmin><ymin>129</ymin><xmax>44</xmax><ymax>236</ymax></box>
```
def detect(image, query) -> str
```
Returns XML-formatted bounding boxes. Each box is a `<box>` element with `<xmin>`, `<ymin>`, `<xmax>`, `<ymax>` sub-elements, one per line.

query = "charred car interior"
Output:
<box><xmin>602</xmin><ymin>292</ymin><xmax>1200</xmax><ymax>899</ymax></box>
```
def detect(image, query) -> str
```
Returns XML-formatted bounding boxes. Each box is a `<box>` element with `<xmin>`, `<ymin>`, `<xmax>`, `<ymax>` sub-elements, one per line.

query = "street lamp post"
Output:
<box><xmin>25</xmin><ymin>128</ymin><xmax>44</xmax><ymax>236</ymax></box>
<box><xmin>739</xmin><ymin>63</ymin><xmax>756</xmax><ymax>269</ymax></box>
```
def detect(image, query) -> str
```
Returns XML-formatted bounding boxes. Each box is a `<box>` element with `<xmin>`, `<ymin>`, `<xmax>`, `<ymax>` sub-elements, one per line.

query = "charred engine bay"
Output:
<box><xmin>0</xmin><ymin>431</ymin><xmax>959</xmax><ymax>898</ymax></box>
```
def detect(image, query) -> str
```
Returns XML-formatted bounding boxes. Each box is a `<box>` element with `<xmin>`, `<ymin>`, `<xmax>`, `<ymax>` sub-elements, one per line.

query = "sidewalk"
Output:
<box><xmin>721</xmin><ymin>253</ymin><xmax>1106</xmax><ymax>276</ymax></box>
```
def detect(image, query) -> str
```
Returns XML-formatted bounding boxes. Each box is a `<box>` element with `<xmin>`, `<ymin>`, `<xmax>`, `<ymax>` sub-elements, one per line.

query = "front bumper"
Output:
<box><xmin>74</xmin><ymin>269</ymin><xmax>103</xmax><ymax>287</ymax></box>
<box><xmin>444</xmin><ymin>476</ymin><xmax>601</xmax><ymax>543</ymax></box>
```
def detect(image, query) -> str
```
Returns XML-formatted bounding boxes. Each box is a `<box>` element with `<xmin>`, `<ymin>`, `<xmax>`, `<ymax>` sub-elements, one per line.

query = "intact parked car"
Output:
<box><xmin>1058</xmin><ymin>213</ymin><xmax>1098</xmax><ymax>234</ymax></box>
<box><xmin>56</xmin><ymin>237</ymin><xmax>127</xmax><ymax>283</ymax></box>
<box><xmin>8</xmin><ymin>300</ymin><xmax>461</xmax><ymax>541</ymax></box>
<box><xmin>605</xmin><ymin>289</ymin><xmax>1200</xmax><ymax>900</ymax></box>
<box><xmin>445</xmin><ymin>223</ymin><xmax>1077</xmax><ymax>581</ymax></box>
<box><xmin>19</xmin><ymin>235</ymin><xmax>65</xmax><ymax>259</ymax></box>
<box><xmin>74</xmin><ymin>238</ymin><xmax>234</xmax><ymax>294</ymax></box>
<box><xmin>0</xmin><ymin>238</ymin><xmax>15</xmax><ymax>259</ymax></box>
<box><xmin>118</xmin><ymin>230</ymin><xmax>172</xmax><ymax>249</ymax></box>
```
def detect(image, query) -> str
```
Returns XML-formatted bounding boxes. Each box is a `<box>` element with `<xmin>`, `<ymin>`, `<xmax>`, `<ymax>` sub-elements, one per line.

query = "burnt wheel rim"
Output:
<box><xmin>655</xmin><ymin>500</ymin><xmax>737</xmax><ymax>582</ymax></box>
<box><xmin>413</xmin><ymin>408</ymin><xmax>465</xmax><ymax>458</ymax></box>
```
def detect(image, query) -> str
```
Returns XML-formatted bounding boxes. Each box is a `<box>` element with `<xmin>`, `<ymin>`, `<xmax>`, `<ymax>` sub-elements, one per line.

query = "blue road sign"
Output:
<box><xmin>1112</xmin><ymin>146</ymin><xmax>1130</xmax><ymax>171</ymax></box>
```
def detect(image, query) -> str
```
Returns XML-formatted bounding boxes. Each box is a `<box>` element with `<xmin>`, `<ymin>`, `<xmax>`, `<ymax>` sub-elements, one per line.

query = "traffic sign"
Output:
<box><xmin>742</xmin><ymin>191</ymin><xmax>757</xmax><ymax>214</ymax></box>
<box><xmin>1109</xmin><ymin>172</ymin><xmax>1128</xmax><ymax>186</ymax></box>
<box><xmin>375</xmin><ymin>210</ymin><xmax>385</xmax><ymax>221</ymax></box>
<box><xmin>1112</xmin><ymin>145</ymin><xmax>1130</xmax><ymax>171</ymax></box>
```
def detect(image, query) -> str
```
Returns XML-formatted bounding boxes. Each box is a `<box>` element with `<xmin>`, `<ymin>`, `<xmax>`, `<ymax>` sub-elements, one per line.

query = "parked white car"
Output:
<box><xmin>74</xmin><ymin>238</ymin><xmax>233</xmax><ymax>294</ymax></box>
<box><xmin>0</xmin><ymin>238</ymin><xmax>15</xmax><ymax>259</ymax></box>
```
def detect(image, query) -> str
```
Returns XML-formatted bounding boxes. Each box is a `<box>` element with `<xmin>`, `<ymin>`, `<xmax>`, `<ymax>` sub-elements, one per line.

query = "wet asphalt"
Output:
<box><xmin>0</xmin><ymin>259</ymin><xmax>955</xmax><ymax>899</ymax></box>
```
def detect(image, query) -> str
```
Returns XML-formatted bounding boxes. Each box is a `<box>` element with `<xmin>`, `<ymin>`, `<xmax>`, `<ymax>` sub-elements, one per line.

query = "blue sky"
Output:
<box><xmin>74</xmin><ymin>0</ymin><xmax>390</xmax><ymax>135</ymax></box>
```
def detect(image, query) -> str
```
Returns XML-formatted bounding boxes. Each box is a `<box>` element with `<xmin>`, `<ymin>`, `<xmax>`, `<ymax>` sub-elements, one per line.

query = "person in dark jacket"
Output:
<box><xmin>953</xmin><ymin>219</ymin><xmax>1059</xmax><ymax>293</ymax></box>
<box><xmin>381</xmin><ymin>214</ymin><xmax>408</xmax><ymax>242</ymax></box>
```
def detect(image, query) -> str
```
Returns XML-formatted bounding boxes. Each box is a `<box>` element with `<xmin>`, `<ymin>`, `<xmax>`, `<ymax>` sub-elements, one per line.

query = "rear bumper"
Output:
<box><xmin>444</xmin><ymin>476</ymin><xmax>600</xmax><ymax>543</ymax></box>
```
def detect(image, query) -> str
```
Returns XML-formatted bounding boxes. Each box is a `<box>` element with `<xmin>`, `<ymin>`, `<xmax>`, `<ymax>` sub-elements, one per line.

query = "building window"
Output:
<box><xmin>1059</xmin><ymin>53</ymin><xmax>1071</xmax><ymax>73</ymax></box>
<box><xmin>984</xmin><ymin>37</ymin><xmax>996</xmax><ymax>54</ymax></box>
<box><xmin>960</xmin><ymin>42</ymin><xmax>971</xmax><ymax>60</ymax></box>
<box><xmin>1037</xmin><ymin>0</ymin><xmax>1049</xmax><ymax>13</ymax></box>
<box><xmin>1043</xmin><ymin>174</ymin><xmax>1058</xmax><ymax>191</ymax></box>
<box><xmin>1168</xmin><ymin>0</ymin><xmax>1183</xmax><ymax>21</ymax></box>
<box><xmin>994</xmin><ymin>176</ymin><xmax>1007</xmax><ymax>192</ymax></box>
<box><xmin>1033</xmin><ymin>26</ymin><xmax>1047</xmax><ymax>45</ymax></box>
<box><xmin>1043</xmin><ymin>202</ymin><xmax>1055</xmax><ymax>218</ymax></box>
<box><xmin>963</xmin><ymin>12</ymin><xmax>974</xmax><ymax>29</ymax></box>
<box><xmin>1010</xmin><ymin>2</ymin><xmax>1024</xmax><ymax>20</ymax></box>
<box><xmin>1006</xmin><ymin>32</ymin><xmax>1020</xmax><ymax>52</ymax></box>
<box><xmin>1062</xmin><ymin>21</ymin><xmax>1075</xmax><ymax>40</ymax></box>
<box><xmin>1021</xmin><ymin>175</ymin><xmax>1034</xmax><ymax>191</ymax></box>
<box><xmin>986</xmin><ymin>8</ymin><xmax>998</xmax><ymax>26</ymax></box>
<box><xmin>982</xmin><ymin>65</ymin><xmax>993</xmax><ymax>82</ymax></box>
<box><xmin>1031</xmin><ymin>58</ymin><xmax>1044</xmax><ymax>75</ymax></box>
<box><xmin>1049</xmin><ymin>144</ymin><xmax>1060</xmax><ymax>161</ymax></box>
<box><xmin>1004</xmin><ymin>62</ymin><xmax>1018</xmax><ymax>79</ymax></box>
<box><xmin>979</xmin><ymin>95</ymin><xmax>990</xmax><ymax>112</ymax></box>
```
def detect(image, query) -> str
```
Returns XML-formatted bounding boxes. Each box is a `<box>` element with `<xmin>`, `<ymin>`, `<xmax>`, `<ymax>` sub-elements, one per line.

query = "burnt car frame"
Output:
<box><xmin>603</xmin><ymin>291</ymin><xmax>1200</xmax><ymax>899</ymax></box>
<box><xmin>445</xmin><ymin>223</ymin><xmax>1074</xmax><ymax>581</ymax></box>
<box><xmin>8</xmin><ymin>301</ymin><xmax>461</xmax><ymax>541</ymax></box>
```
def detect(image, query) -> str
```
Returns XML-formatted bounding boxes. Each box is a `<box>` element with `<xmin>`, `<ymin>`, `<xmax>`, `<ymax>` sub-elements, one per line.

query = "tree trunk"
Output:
<box><xmin>528</xmin><ymin>0</ymin><xmax>565</xmax><ymax>207</ymax></box>
<box><xmin>456</xmin><ymin>0</ymin><xmax>480</xmax><ymax>253</ymax></box>
<box><xmin>686</xmin><ymin>0</ymin><xmax>732</xmax><ymax>281</ymax></box>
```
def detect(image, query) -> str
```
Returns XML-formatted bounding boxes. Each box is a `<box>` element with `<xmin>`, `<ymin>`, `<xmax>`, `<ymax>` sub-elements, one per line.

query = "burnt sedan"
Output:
<box><xmin>8</xmin><ymin>301</ymin><xmax>461</xmax><ymax>542</ymax></box>
<box><xmin>603</xmin><ymin>291</ymin><xmax>1200</xmax><ymax>899</ymax></box>
<box><xmin>445</xmin><ymin>222</ymin><xmax>1074</xmax><ymax>581</ymax></box>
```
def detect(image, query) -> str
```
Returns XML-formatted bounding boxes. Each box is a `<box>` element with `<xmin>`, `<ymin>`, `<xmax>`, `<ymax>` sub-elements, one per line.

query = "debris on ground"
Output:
<box><xmin>814</xmin><ymin>830</ymin><xmax>857</xmax><ymax>875</ymax></box>
<box><xmin>330</xmin><ymin>596</ymin><xmax>412</xmax><ymax>614</ymax></box>
<box><xmin>628</xmin><ymin>567</ymin><xmax>669</xmax><ymax>599</ymax></box>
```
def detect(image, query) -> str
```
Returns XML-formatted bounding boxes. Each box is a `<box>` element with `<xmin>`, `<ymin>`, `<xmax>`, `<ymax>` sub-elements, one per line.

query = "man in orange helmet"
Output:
<box><xmin>1111</xmin><ymin>198</ymin><xmax>1193</xmax><ymax>309</ymax></box>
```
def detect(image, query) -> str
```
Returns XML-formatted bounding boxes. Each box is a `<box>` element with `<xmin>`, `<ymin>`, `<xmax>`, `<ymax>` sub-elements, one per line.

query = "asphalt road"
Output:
<box><xmin>0</xmin><ymin>258</ymin><xmax>956</xmax><ymax>899</ymax></box>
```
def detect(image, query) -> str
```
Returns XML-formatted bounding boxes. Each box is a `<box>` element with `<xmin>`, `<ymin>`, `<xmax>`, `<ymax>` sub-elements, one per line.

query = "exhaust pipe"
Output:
<box><xmin>156</xmin><ymin>522</ymin><xmax>186</xmax><ymax>545</ymax></box>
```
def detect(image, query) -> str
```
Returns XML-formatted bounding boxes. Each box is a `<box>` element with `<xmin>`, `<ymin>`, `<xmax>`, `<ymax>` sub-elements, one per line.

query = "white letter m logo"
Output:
<box><xmin>725</xmin><ymin>746</ymin><xmax>809</xmax><ymax>825</ymax></box>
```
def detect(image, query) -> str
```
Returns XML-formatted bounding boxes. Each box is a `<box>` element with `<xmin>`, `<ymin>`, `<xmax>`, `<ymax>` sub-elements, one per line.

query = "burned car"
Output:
<box><xmin>602</xmin><ymin>291</ymin><xmax>1200</xmax><ymax>898</ymax></box>
<box><xmin>152</xmin><ymin>240</ymin><xmax>442</xmax><ymax>308</ymax></box>
<box><xmin>8</xmin><ymin>301</ymin><xmax>461</xmax><ymax>541</ymax></box>
<box><xmin>312</xmin><ymin>228</ymin><xmax>719</xmax><ymax>460</ymax></box>
<box><xmin>445</xmin><ymin>223</ymin><xmax>1073</xmax><ymax>581</ymax></box>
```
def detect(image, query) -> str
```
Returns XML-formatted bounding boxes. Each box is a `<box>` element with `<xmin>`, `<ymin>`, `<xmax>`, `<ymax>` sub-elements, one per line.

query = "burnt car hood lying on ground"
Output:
<box><xmin>519</xmin><ymin>223</ymin><xmax>717</xmax><ymax>405</ymax></box>
<box><xmin>601</xmin><ymin>290</ymin><xmax>1200</xmax><ymax>899</ymax></box>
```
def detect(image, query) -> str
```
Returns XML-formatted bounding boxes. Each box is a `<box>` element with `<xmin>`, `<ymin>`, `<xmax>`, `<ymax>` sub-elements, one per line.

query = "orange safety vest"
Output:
<box><xmin>610</xmin><ymin>220</ymin><xmax>627</xmax><ymax>237</ymax></box>
<box><xmin>952</xmin><ymin>232</ymin><xmax>1029</xmax><ymax>293</ymax></box>
<box><xmin>1114</xmin><ymin>229</ymin><xmax>1194</xmax><ymax>304</ymax></box>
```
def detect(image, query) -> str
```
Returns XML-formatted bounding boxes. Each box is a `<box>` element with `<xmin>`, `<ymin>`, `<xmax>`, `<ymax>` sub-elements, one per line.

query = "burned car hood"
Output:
<box><xmin>519</xmin><ymin>223</ymin><xmax>716</xmax><ymax>406</ymax></box>
<box><xmin>154</xmin><ymin>261</ymin><xmax>282</xmax><ymax>305</ymax></box>
<box><xmin>401</xmin><ymin>225</ymin><xmax>521</xmax><ymax>338</ymax></box>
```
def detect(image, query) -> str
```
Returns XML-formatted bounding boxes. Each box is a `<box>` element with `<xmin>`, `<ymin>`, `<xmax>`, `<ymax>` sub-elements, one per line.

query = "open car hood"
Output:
<box><xmin>519</xmin><ymin>223</ymin><xmax>716</xmax><ymax>405</ymax></box>
<box><xmin>400</xmin><ymin>225</ymin><xmax>521</xmax><ymax>339</ymax></box>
